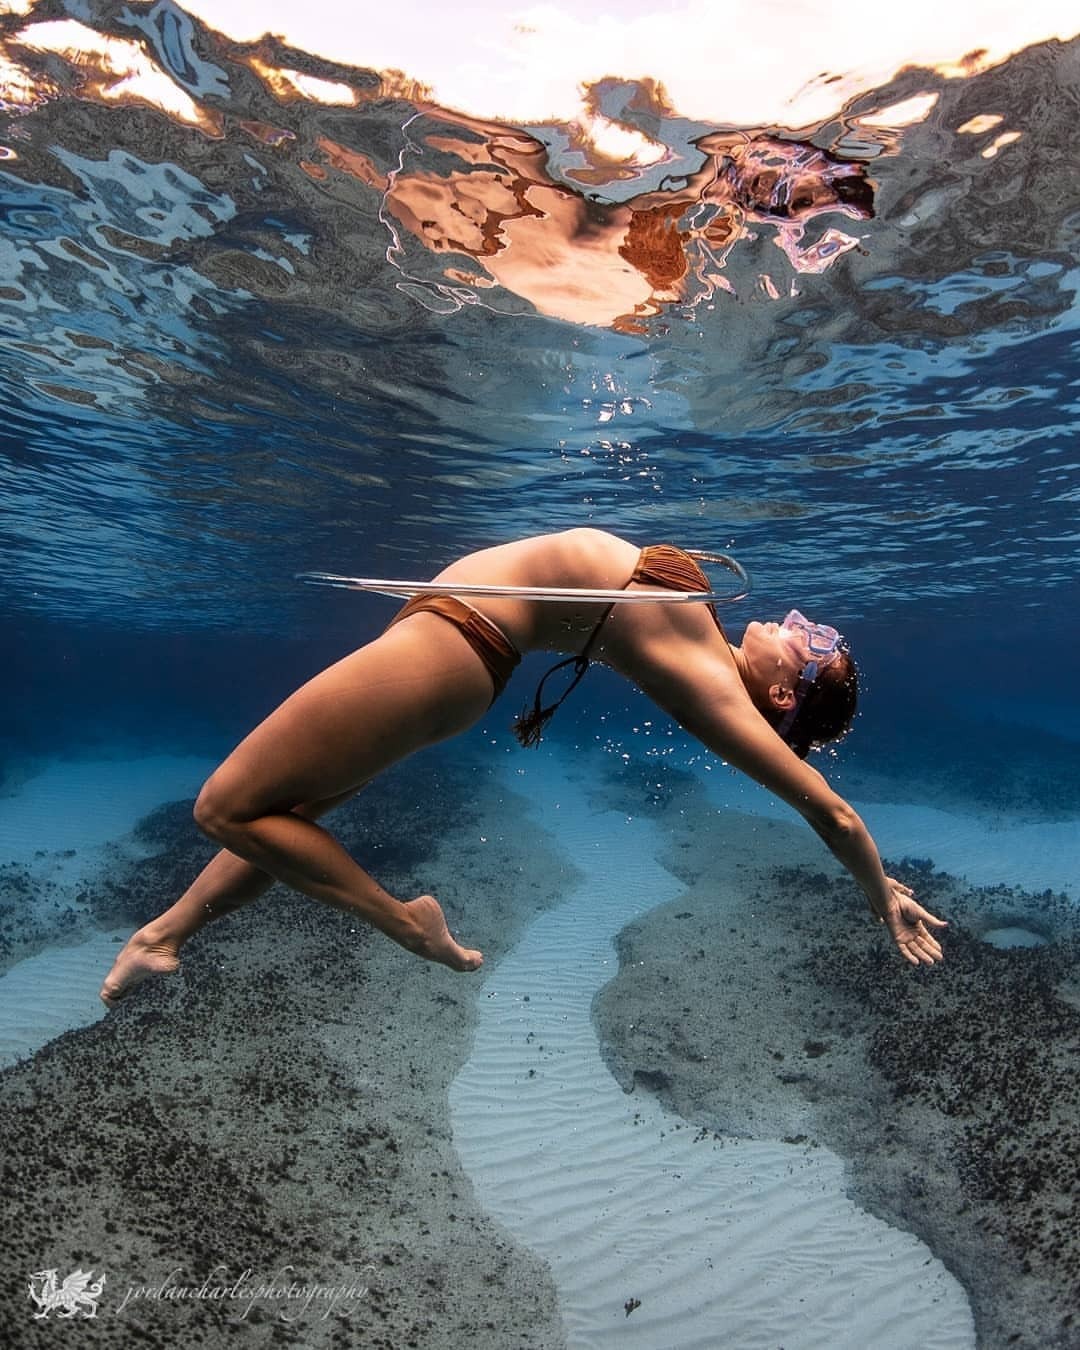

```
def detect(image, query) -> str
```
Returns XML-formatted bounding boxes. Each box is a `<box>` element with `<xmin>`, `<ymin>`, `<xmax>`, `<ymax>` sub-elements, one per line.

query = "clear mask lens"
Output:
<box><xmin>780</xmin><ymin>609</ymin><xmax>841</xmax><ymax>659</ymax></box>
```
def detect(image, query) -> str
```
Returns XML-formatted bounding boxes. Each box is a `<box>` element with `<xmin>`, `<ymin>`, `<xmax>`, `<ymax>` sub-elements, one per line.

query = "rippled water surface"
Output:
<box><xmin>2</xmin><ymin>3</ymin><xmax>1079</xmax><ymax>644</ymax></box>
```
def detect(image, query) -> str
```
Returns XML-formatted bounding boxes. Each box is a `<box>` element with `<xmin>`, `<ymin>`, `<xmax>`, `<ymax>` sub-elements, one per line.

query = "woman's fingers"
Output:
<box><xmin>904</xmin><ymin>934</ymin><xmax>943</xmax><ymax>964</ymax></box>
<box><xmin>873</xmin><ymin>881</ymin><xmax>949</xmax><ymax>964</ymax></box>
<box><xmin>889</xmin><ymin>910</ymin><xmax>945</xmax><ymax>964</ymax></box>
<box><xmin>900</xmin><ymin>895</ymin><xmax>948</xmax><ymax>927</ymax></box>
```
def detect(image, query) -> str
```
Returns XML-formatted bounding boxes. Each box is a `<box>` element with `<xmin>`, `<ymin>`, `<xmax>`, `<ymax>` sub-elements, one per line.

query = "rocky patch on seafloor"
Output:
<box><xmin>1</xmin><ymin>755</ymin><xmax>572</xmax><ymax>1350</ymax></box>
<box><xmin>0</xmin><ymin>859</ymin><xmax>88</xmax><ymax>976</ymax></box>
<box><xmin>594</xmin><ymin>847</ymin><xmax>1080</xmax><ymax>1350</ymax></box>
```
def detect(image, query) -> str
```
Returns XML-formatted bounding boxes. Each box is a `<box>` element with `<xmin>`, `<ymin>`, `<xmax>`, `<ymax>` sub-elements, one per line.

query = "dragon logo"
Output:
<box><xmin>28</xmin><ymin>1268</ymin><xmax>106</xmax><ymax>1319</ymax></box>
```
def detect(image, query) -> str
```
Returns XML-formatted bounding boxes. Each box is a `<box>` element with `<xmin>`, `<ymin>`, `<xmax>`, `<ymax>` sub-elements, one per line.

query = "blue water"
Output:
<box><xmin>3</xmin><ymin>4</ymin><xmax>1080</xmax><ymax>1347</ymax></box>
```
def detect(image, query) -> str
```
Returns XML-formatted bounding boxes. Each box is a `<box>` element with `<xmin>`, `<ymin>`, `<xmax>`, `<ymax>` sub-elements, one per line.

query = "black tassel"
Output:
<box><xmin>513</xmin><ymin>703</ymin><xmax>557</xmax><ymax>747</ymax></box>
<box><xmin>512</xmin><ymin>653</ymin><xmax>588</xmax><ymax>748</ymax></box>
<box><xmin>512</xmin><ymin>601</ymin><xmax>618</xmax><ymax>747</ymax></box>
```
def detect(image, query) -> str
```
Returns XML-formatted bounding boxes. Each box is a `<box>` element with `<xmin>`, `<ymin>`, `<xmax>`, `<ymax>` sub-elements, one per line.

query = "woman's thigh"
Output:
<box><xmin>202</xmin><ymin>615</ymin><xmax>497</xmax><ymax>820</ymax></box>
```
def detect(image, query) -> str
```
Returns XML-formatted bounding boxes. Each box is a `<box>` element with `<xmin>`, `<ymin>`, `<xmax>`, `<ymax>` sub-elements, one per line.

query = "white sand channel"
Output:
<box><xmin>449</xmin><ymin>751</ymin><xmax>975</xmax><ymax>1350</ymax></box>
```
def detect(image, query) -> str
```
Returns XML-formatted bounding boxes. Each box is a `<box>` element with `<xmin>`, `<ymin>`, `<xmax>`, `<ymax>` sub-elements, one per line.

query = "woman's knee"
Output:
<box><xmin>194</xmin><ymin>772</ymin><xmax>334</xmax><ymax>841</ymax></box>
<box><xmin>193</xmin><ymin>773</ymin><xmax>244</xmax><ymax>844</ymax></box>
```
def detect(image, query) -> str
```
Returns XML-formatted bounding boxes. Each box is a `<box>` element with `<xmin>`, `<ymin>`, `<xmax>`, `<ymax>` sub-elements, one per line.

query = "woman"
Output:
<box><xmin>100</xmin><ymin>528</ymin><xmax>945</xmax><ymax>1004</ymax></box>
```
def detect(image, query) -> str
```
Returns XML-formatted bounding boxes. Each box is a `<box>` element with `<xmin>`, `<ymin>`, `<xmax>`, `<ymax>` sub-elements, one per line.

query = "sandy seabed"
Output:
<box><xmin>1</xmin><ymin>739</ymin><xmax>1077</xmax><ymax>1347</ymax></box>
<box><xmin>451</xmin><ymin>751</ymin><xmax>975</xmax><ymax>1350</ymax></box>
<box><xmin>0</xmin><ymin>748</ymin><xmax>567</xmax><ymax>1349</ymax></box>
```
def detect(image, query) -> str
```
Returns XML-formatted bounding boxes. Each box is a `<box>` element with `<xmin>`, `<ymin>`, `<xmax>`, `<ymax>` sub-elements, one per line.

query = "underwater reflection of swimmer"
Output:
<box><xmin>101</xmin><ymin>529</ymin><xmax>944</xmax><ymax>1006</ymax></box>
<box><xmin>380</xmin><ymin>118</ymin><xmax>873</xmax><ymax>328</ymax></box>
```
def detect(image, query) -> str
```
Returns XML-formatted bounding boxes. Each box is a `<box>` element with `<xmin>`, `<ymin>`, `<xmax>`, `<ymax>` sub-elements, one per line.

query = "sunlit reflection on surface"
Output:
<box><xmin>246</xmin><ymin>55</ymin><xmax>358</xmax><ymax>107</ymax></box>
<box><xmin>173</xmin><ymin>0</ymin><xmax>1080</xmax><ymax>129</ymax></box>
<box><xmin>0</xmin><ymin>0</ymin><xmax>1078</xmax><ymax>631</ymax></box>
<box><xmin>7</xmin><ymin>20</ymin><xmax>222</xmax><ymax>133</ymax></box>
<box><xmin>377</xmin><ymin>117</ymin><xmax>873</xmax><ymax>328</ymax></box>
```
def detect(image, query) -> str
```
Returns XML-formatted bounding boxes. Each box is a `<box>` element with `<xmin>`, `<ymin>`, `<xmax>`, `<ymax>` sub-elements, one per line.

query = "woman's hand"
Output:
<box><xmin>871</xmin><ymin>878</ymin><xmax>948</xmax><ymax>966</ymax></box>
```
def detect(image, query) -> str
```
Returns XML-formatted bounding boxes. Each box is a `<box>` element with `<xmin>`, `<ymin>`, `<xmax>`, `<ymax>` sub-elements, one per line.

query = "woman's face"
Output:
<box><xmin>741</xmin><ymin>618</ymin><xmax>813</xmax><ymax>691</ymax></box>
<box><xmin>739</xmin><ymin>615</ymin><xmax>831</xmax><ymax>718</ymax></box>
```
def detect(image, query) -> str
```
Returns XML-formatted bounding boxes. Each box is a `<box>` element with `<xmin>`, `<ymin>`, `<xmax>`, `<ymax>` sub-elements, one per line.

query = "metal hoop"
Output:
<box><xmin>299</xmin><ymin>550</ymin><xmax>752</xmax><ymax>605</ymax></box>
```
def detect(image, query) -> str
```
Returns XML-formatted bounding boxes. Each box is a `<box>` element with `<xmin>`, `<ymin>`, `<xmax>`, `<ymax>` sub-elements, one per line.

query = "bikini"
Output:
<box><xmin>512</xmin><ymin>544</ymin><xmax>721</xmax><ymax>744</ymax></box>
<box><xmin>385</xmin><ymin>593</ymin><xmax>521</xmax><ymax>700</ymax></box>
<box><xmin>385</xmin><ymin>544</ymin><xmax>717</xmax><ymax>741</ymax></box>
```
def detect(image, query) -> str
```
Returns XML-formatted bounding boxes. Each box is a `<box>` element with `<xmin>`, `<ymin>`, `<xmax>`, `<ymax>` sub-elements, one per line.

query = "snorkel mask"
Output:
<box><xmin>775</xmin><ymin>609</ymin><xmax>844</xmax><ymax>741</ymax></box>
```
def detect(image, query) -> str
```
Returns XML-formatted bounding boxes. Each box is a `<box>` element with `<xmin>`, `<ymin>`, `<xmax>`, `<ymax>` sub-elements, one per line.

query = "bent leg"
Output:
<box><xmin>192</xmin><ymin>617</ymin><xmax>494</xmax><ymax>947</ymax></box>
<box><xmin>99</xmin><ymin>789</ymin><xmax>358</xmax><ymax>1005</ymax></box>
<box><xmin>101</xmin><ymin>615</ymin><xmax>497</xmax><ymax>1004</ymax></box>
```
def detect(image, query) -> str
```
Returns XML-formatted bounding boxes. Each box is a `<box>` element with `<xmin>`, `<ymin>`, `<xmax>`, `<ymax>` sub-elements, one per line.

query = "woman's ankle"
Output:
<box><xmin>136</xmin><ymin>920</ymin><xmax>184</xmax><ymax>954</ymax></box>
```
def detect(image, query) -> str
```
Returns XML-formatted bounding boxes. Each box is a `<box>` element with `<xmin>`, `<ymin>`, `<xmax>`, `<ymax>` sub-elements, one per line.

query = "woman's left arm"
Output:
<box><xmin>794</xmin><ymin>787</ymin><xmax>947</xmax><ymax>966</ymax></box>
<box><xmin>653</xmin><ymin>661</ymin><xmax>947</xmax><ymax>965</ymax></box>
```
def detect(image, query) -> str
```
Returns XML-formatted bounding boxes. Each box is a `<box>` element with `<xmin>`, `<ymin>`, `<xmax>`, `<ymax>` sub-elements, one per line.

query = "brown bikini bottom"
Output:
<box><xmin>385</xmin><ymin>594</ymin><xmax>521</xmax><ymax>704</ymax></box>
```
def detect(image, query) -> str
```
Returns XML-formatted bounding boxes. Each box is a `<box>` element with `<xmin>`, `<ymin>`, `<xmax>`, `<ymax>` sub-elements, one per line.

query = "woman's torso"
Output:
<box><xmin>432</xmin><ymin>528</ymin><xmax>637</xmax><ymax>651</ymax></box>
<box><xmin>432</xmin><ymin>528</ymin><xmax>739</xmax><ymax>692</ymax></box>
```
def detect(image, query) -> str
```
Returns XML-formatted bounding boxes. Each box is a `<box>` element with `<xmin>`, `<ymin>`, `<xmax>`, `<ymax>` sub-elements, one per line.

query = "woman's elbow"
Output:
<box><xmin>812</xmin><ymin>799</ymin><xmax>861</xmax><ymax>847</ymax></box>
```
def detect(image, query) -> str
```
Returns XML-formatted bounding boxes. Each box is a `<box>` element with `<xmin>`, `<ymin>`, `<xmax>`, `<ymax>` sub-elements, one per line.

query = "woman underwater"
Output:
<box><xmin>100</xmin><ymin>528</ymin><xmax>945</xmax><ymax>1004</ymax></box>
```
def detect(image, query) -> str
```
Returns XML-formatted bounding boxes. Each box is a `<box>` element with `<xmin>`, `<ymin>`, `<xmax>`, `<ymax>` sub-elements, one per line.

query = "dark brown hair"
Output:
<box><xmin>773</xmin><ymin>648</ymin><xmax>859</xmax><ymax>759</ymax></box>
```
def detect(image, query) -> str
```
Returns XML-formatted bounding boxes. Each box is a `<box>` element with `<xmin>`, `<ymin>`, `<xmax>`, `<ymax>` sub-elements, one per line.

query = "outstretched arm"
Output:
<box><xmin>648</xmin><ymin>656</ymin><xmax>947</xmax><ymax>965</ymax></box>
<box><xmin>795</xmin><ymin>784</ymin><xmax>947</xmax><ymax>966</ymax></box>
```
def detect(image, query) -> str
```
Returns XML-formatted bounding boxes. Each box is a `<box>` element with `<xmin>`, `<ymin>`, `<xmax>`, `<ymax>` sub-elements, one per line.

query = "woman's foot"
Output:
<box><xmin>99</xmin><ymin>928</ymin><xmax>181</xmax><ymax>1006</ymax></box>
<box><xmin>401</xmin><ymin>895</ymin><xmax>483</xmax><ymax>972</ymax></box>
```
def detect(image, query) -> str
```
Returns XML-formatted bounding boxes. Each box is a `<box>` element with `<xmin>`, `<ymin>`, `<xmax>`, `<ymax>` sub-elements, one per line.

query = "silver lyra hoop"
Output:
<box><xmin>298</xmin><ymin>551</ymin><xmax>751</xmax><ymax>605</ymax></box>
<box><xmin>682</xmin><ymin>551</ymin><xmax>752</xmax><ymax>603</ymax></box>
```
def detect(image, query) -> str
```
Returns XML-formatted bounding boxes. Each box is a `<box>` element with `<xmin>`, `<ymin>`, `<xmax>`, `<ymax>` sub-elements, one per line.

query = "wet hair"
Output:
<box><xmin>772</xmin><ymin>648</ymin><xmax>859</xmax><ymax>759</ymax></box>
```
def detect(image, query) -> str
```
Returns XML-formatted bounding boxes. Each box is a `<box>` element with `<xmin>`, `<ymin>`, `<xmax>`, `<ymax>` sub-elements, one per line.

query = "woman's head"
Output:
<box><xmin>739</xmin><ymin>612</ymin><xmax>858</xmax><ymax>758</ymax></box>
<box><xmin>779</xmin><ymin>644</ymin><xmax>858</xmax><ymax>758</ymax></box>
